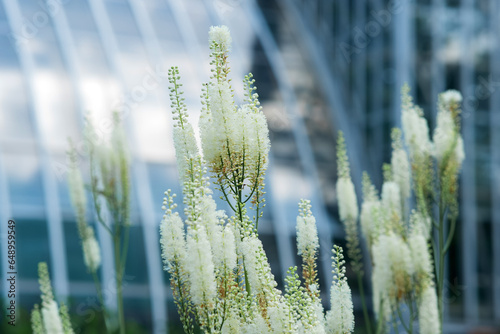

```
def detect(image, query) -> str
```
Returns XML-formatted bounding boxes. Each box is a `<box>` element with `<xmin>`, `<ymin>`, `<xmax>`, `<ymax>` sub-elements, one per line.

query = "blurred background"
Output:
<box><xmin>0</xmin><ymin>0</ymin><xmax>499</xmax><ymax>333</ymax></box>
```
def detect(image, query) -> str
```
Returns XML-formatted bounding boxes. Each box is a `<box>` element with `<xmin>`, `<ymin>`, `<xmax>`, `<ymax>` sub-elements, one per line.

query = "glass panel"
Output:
<box><xmin>0</xmin><ymin>34</ymin><xmax>35</xmax><ymax>143</ymax></box>
<box><xmin>105</xmin><ymin>1</ymin><xmax>140</xmax><ymax>36</ymax></box>
<box><xmin>123</xmin><ymin>297</ymin><xmax>152</xmax><ymax>332</ymax></box>
<box><xmin>124</xmin><ymin>225</ymin><xmax>148</xmax><ymax>284</ymax></box>
<box><xmin>146</xmin><ymin>163</ymin><xmax>178</xmax><ymax>220</ymax></box>
<box><xmin>64</xmin><ymin>0</ymin><xmax>98</xmax><ymax>31</ymax></box>
<box><xmin>5</xmin><ymin>154</ymin><xmax>45</xmax><ymax>208</ymax></box>
<box><xmin>15</xmin><ymin>1</ymin><xmax>80</xmax><ymax>153</ymax></box>
<box><xmin>16</xmin><ymin>219</ymin><xmax>50</xmax><ymax>279</ymax></box>
<box><xmin>64</xmin><ymin>221</ymin><xmax>94</xmax><ymax>282</ymax></box>
<box><xmin>131</xmin><ymin>104</ymin><xmax>174</xmax><ymax>163</ymax></box>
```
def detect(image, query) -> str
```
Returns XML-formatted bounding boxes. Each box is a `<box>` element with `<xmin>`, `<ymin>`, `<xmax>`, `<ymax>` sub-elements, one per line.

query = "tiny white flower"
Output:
<box><xmin>360</xmin><ymin>200</ymin><xmax>381</xmax><ymax>243</ymax></box>
<box><xmin>82</xmin><ymin>226</ymin><xmax>101</xmax><ymax>273</ymax></box>
<box><xmin>159</xmin><ymin>213</ymin><xmax>186</xmax><ymax>266</ymax></box>
<box><xmin>440</xmin><ymin>89</ymin><xmax>462</xmax><ymax>106</ymax></box>
<box><xmin>408</xmin><ymin>229</ymin><xmax>433</xmax><ymax>278</ymax></box>
<box><xmin>391</xmin><ymin>148</ymin><xmax>411</xmax><ymax>200</ymax></box>
<box><xmin>381</xmin><ymin>181</ymin><xmax>402</xmax><ymax>219</ymax></box>
<box><xmin>326</xmin><ymin>283</ymin><xmax>354</xmax><ymax>334</ymax></box>
<box><xmin>419</xmin><ymin>284</ymin><xmax>440</xmax><ymax>334</ymax></box>
<box><xmin>336</xmin><ymin>177</ymin><xmax>359</xmax><ymax>221</ymax></box>
<box><xmin>41</xmin><ymin>300</ymin><xmax>64</xmax><ymax>334</ymax></box>
<box><xmin>402</xmin><ymin>107</ymin><xmax>432</xmax><ymax>157</ymax></box>
<box><xmin>185</xmin><ymin>226</ymin><xmax>217</xmax><ymax>307</ymax></box>
<box><xmin>209</xmin><ymin>25</ymin><xmax>232</xmax><ymax>51</ymax></box>
<box><xmin>296</xmin><ymin>215</ymin><xmax>319</xmax><ymax>258</ymax></box>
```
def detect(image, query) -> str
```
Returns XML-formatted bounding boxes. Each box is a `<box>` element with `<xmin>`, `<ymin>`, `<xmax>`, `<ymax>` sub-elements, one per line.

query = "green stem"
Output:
<box><xmin>113</xmin><ymin>234</ymin><xmax>126</xmax><ymax>334</ymax></box>
<box><xmin>408</xmin><ymin>294</ymin><xmax>415</xmax><ymax>334</ymax></box>
<box><xmin>437</xmin><ymin>201</ymin><xmax>446</xmax><ymax>334</ymax></box>
<box><xmin>91</xmin><ymin>271</ymin><xmax>111</xmax><ymax>333</ymax></box>
<box><xmin>357</xmin><ymin>273</ymin><xmax>372</xmax><ymax>334</ymax></box>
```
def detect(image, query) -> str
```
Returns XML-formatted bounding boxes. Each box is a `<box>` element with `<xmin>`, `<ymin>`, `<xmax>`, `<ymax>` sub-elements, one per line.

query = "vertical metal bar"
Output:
<box><xmin>353</xmin><ymin>0</ymin><xmax>366</xmax><ymax>156</ymax></box>
<box><xmin>489</xmin><ymin>0</ymin><xmax>500</xmax><ymax>321</ymax></box>
<box><xmin>460</xmin><ymin>0</ymin><xmax>479</xmax><ymax>321</ymax></box>
<box><xmin>370</xmin><ymin>0</ymin><xmax>384</xmax><ymax>186</ymax></box>
<box><xmin>2</xmin><ymin>0</ymin><xmax>69</xmax><ymax>299</ymax></box>
<box><xmin>430</xmin><ymin>0</ymin><xmax>445</xmax><ymax>124</ymax></box>
<box><xmin>392</xmin><ymin>0</ymin><xmax>414</xmax><ymax>128</ymax></box>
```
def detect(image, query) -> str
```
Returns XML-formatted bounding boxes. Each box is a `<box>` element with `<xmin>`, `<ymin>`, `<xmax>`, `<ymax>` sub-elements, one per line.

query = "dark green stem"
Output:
<box><xmin>113</xmin><ymin>233</ymin><xmax>125</xmax><ymax>334</ymax></box>
<box><xmin>357</xmin><ymin>273</ymin><xmax>373</xmax><ymax>334</ymax></box>
<box><xmin>91</xmin><ymin>271</ymin><xmax>111</xmax><ymax>333</ymax></box>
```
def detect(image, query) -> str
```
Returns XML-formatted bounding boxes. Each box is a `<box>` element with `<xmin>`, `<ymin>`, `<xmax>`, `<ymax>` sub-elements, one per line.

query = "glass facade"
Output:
<box><xmin>0</xmin><ymin>0</ymin><xmax>498</xmax><ymax>333</ymax></box>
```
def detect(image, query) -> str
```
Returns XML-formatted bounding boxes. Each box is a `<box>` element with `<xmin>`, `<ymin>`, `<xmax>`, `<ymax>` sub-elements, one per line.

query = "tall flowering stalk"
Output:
<box><xmin>339</xmin><ymin>85</ymin><xmax>464</xmax><ymax>333</ymax></box>
<box><xmin>31</xmin><ymin>262</ymin><xmax>74</xmax><ymax>334</ymax></box>
<box><xmin>67</xmin><ymin>113</ymin><xmax>131</xmax><ymax>334</ymax></box>
<box><xmin>160</xmin><ymin>25</ymin><xmax>355</xmax><ymax>333</ymax></box>
<box><xmin>335</xmin><ymin>132</ymin><xmax>370</xmax><ymax>333</ymax></box>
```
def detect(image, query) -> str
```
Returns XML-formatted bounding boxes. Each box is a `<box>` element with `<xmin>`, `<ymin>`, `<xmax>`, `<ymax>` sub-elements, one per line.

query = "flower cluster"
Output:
<box><xmin>67</xmin><ymin>143</ymin><xmax>101</xmax><ymax>273</ymax></box>
<box><xmin>337</xmin><ymin>85</ymin><xmax>464</xmax><ymax>333</ymax></box>
<box><xmin>160</xmin><ymin>26</ymin><xmax>355</xmax><ymax>334</ymax></box>
<box><xmin>66</xmin><ymin>113</ymin><xmax>132</xmax><ymax>333</ymax></box>
<box><xmin>199</xmin><ymin>26</ymin><xmax>270</xmax><ymax>232</ymax></box>
<box><xmin>31</xmin><ymin>262</ymin><xmax>74</xmax><ymax>334</ymax></box>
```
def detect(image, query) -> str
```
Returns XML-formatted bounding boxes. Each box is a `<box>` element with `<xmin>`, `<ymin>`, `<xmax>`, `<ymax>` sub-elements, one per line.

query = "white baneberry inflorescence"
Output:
<box><xmin>161</xmin><ymin>25</ymin><xmax>356</xmax><ymax>334</ymax></box>
<box><xmin>34</xmin><ymin>262</ymin><xmax>67</xmax><ymax>334</ymax></box>
<box><xmin>326</xmin><ymin>245</ymin><xmax>354</xmax><ymax>334</ymax></box>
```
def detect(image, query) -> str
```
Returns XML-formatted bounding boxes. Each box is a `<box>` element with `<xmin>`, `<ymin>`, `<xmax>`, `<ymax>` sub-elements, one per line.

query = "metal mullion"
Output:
<box><xmin>392</xmin><ymin>0</ymin><xmax>414</xmax><ymax>128</ymax></box>
<box><xmin>2</xmin><ymin>0</ymin><xmax>69</xmax><ymax>299</ymax></box>
<box><xmin>430</xmin><ymin>0</ymin><xmax>445</xmax><ymax>125</ymax></box>
<box><xmin>353</xmin><ymin>0</ymin><xmax>366</xmax><ymax>157</ymax></box>
<box><xmin>370</xmin><ymin>0</ymin><xmax>384</xmax><ymax>186</ymax></box>
<box><xmin>489</xmin><ymin>0</ymin><xmax>500</xmax><ymax>321</ymax></box>
<box><xmin>460</xmin><ymin>0</ymin><xmax>479</xmax><ymax>322</ymax></box>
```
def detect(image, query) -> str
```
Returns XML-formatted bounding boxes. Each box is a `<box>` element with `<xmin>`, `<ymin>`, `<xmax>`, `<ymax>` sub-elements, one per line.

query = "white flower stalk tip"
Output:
<box><xmin>326</xmin><ymin>283</ymin><xmax>354</xmax><ymax>334</ymax></box>
<box><xmin>401</xmin><ymin>107</ymin><xmax>432</xmax><ymax>157</ymax></box>
<box><xmin>82</xmin><ymin>226</ymin><xmax>101</xmax><ymax>273</ymax></box>
<box><xmin>296</xmin><ymin>199</ymin><xmax>319</xmax><ymax>258</ymax></box>
<box><xmin>209</xmin><ymin>25</ymin><xmax>232</xmax><ymax>51</ymax></box>
<box><xmin>336</xmin><ymin>178</ymin><xmax>359</xmax><ymax>222</ymax></box>
<box><xmin>418</xmin><ymin>284</ymin><xmax>440</xmax><ymax>334</ymax></box>
<box><xmin>433</xmin><ymin>101</ymin><xmax>465</xmax><ymax>167</ymax></box>
<box><xmin>160</xmin><ymin>212</ymin><xmax>187</xmax><ymax>266</ymax></box>
<box><xmin>440</xmin><ymin>89</ymin><xmax>462</xmax><ymax>106</ymax></box>
<box><xmin>326</xmin><ymin>245</ymin><xmax>354</xmax><ymax>334</ymax></box>
<box><xmin>41</xmin><ymin>300</ymin><xmax>64</xmax><ymax>334</ymax></box>
<box><xmin>401</xmin><ymin>85</ymin><xmax>432</xmax><ymax>157</ymax></box>
<box><xmin>381</xmin><ymin>181</ymin><xmax>402</xmax><ymax>220</ymax></box>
